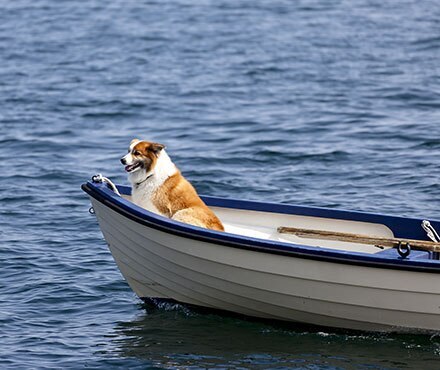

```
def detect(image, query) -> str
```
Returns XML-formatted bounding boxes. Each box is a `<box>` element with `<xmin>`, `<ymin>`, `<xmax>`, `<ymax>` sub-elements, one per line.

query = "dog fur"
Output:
<box><xmin>121</xmin><ymin>139</ymin><xmax>224</xmax><ymax>232</ymax></box>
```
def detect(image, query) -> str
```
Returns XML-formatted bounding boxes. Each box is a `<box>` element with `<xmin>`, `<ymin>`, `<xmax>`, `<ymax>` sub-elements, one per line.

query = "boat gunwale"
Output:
<box><xmin>82</xmin><ymin>181</ymin><xmax>440</xmax><ymax>273</ymax></box>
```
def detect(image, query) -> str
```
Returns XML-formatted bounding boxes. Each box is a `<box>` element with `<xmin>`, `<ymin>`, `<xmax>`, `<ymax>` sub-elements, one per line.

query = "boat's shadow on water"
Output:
<box><xmin>105</xmin><ymin>300</ymin><xmax>440</xmax><ymax>369</ymax></box>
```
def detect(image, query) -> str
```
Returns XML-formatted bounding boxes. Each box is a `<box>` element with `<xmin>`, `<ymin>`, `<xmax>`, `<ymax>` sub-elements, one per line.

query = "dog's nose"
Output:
<box><xmin>120</xmin><ymin>157</ymin><xmax>127</xmax><ymax>165</ymax></box>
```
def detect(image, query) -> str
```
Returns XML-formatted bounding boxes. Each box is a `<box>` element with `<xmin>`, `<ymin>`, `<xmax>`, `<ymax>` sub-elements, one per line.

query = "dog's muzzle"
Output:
<box><xmin>121</xmin><ymin>157</ymin><xmax>142</xmax><ymax>173</ymax></box>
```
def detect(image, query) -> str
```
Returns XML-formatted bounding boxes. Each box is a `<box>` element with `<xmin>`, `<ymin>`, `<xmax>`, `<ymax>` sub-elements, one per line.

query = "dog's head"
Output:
<box><xmin>120</xmin><ymin>139</ymin><xmax>166</xmax><ymax>174</ymax></box>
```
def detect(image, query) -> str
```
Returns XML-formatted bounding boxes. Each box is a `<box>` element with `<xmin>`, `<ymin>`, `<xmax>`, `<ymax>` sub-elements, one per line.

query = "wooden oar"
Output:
<box><xmin>277</xmin><ymin>226</ymin><xmax>440</xmax><ymax>253</ymax></box>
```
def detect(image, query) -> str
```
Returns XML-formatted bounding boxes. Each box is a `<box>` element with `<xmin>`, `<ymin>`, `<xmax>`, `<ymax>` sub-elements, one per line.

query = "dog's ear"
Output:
<box><xmin>130</xmin><ymin>138</ymin><xmax>140</xmax><ymax>146</ymax></box>
<box><xmin>150</xmin><ymin>142</ymin><xmax>166</xmax><ymax>156</ymax></box>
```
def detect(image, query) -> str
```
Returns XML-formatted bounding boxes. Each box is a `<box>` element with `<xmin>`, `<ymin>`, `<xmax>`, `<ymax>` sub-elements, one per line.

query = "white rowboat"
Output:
<box><xmin>82</xmin><ymin>179</ymin><xmax>440</xmax><ymax>333</ymax></box>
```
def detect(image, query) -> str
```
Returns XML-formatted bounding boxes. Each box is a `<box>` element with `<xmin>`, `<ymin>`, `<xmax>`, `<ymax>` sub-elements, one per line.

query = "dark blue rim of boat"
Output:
<box><xmin>82</xmin><ymin>181</ymin><xmax>440</xmax><ymax>273</ymax></box>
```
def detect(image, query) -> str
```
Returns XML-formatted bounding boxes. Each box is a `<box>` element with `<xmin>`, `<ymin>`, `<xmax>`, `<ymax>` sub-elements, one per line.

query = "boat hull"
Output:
<box><xmin>89</xmin><ymin>195</ymin><xmax>440</xmax><ymax>333</ymax></box>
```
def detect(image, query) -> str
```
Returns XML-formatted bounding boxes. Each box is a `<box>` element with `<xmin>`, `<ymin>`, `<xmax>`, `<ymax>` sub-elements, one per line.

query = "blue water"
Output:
<box><xmin>1</xmin><ymin>0</ymin><xmax>440</xmax><ymax>368</ymax></box>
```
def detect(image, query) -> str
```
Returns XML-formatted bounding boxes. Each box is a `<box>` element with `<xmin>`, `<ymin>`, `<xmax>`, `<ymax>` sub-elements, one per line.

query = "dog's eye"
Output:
<box><xmin>133</xmin><ymin>150</ymin><xmax>141</xmax><ymax>156</ymax></box>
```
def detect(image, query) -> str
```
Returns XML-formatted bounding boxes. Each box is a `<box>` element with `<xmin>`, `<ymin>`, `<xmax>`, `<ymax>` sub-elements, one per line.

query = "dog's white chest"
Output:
<box><xmin>132</xmin><ymin>183</ymin><xmax>162</xmax><ymax>215</ymax></box>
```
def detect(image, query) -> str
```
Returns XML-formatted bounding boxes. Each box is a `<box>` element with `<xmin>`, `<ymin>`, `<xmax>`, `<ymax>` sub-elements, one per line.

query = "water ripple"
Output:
<box><xmin>1</xmin><ymin>0</ymin><xmax>440</xmax><ymax>368</ymax></box>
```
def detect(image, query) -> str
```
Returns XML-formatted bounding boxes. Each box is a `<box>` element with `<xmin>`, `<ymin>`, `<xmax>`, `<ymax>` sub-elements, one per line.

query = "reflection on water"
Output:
<box><xmin>107</xmin><ymin>301</ymin><xmax>440</xmax><ymax>369</ymax></box>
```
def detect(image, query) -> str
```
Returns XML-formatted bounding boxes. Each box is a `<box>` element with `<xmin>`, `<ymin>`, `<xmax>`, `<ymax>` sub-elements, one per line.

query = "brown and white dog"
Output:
<box><xmin>120</xmin><ymin>139</ymin><xmax>224</xmax><ymax>231</ymax></box>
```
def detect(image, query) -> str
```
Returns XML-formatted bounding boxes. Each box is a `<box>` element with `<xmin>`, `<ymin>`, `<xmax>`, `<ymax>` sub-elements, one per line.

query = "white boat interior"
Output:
<box><xmin>121</xmin><ymin>194</ymin><xmax>394</xmax><ymax>255</ymax></box>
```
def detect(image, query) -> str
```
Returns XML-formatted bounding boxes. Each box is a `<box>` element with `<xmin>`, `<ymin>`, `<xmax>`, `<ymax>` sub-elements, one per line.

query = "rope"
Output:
<box><xmin>422</xmin><ymin>220</ymin><xmax>440</xmax><ymax>243</ymax></box>
<box><xmin>91</xmin><ymin>173</ymin><xmax>121</xmax><ymax>196</ymax></box>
